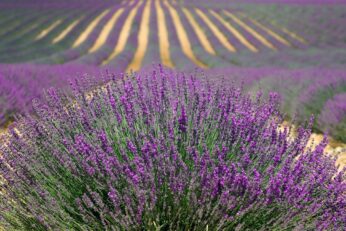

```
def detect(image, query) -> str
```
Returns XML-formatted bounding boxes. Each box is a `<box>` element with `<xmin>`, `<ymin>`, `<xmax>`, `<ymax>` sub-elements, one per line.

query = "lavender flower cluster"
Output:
<box><xmin>0</xmin><ymin>66</ymin><xmax>345</xmax><ymax>230</ymax></box>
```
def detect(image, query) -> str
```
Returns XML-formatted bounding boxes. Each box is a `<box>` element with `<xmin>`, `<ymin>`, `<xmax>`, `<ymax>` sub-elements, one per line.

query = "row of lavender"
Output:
<box><xmin>0</xmin><ymin>64</ymin><xmax>116</xmax><ymax>126</ymax></box>
<box><xmin>1</xmin><ymin>64</ymin><xmax>345</xmax><ymax>144</ymax></box>
<box><xmin>0</xmin><ymin>3</ymin><xmax>108</xmax><ymax>63</ymax></box>
<box><xmin>2</xmin><ymin>1</ymin><xmax>345</xmax><ymax>68</ymax></box>
<box><xmin>0</xmin><ymin>67</ymin><xmax>345</xmax><ymax>229</ymax></box>
<box><xmin>0</xmin><ymin>0</ymin><xmax>120</xmax><ymax>8</ymax></box>
<box><xmin>190</xmin><ymin>0</ymin><xmax>346</xmax><ymax>4</ymax></box>
<box><xmin>186</xmin><ymin>1</ymin><xmax>346</xmax><ymax>49</ymax></box>
<box><xmin>206</xmin><ymin>67</ymin><xmax>346</xmax><ymax>142</ymax></box>
<box><xmin>235</xmin><ymin>3</ymin><xmax>346</xmax><ymax>49</ymax></box>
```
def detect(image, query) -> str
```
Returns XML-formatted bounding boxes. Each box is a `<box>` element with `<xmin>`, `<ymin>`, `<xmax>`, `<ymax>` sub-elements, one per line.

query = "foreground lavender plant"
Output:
<box><xmin>0</xmin><ymin>66</ymin><xmax>345</xmax><ymax>230</ymax></box>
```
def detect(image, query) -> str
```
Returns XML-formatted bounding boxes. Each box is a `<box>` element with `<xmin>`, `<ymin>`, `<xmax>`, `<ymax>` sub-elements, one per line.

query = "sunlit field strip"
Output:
<box><xmin>35</xmin><ymin>20</ymin><xmax>63</xmax><ymax>40</ymax></box>
<box><xmin>72</xmin><ymin>8</ymin><xmax>110</xmax><ymax>48</ymax></box>
<box><xmin>0</xmin><ymin>11</ymin><xmax>18</xmax><ymax>27</ymax></box>
<box><xmin>1</xmin><ymin>22</ymin><xmax>38</xmax><ymax>45</ymax></box>
<box><xmin>88</xmin><ymin>8</ymin><xmax>125</xmax><ymax>53</ymax></box>
<box><xmin>223</xmin><ymin>10</ymin><xmax>277</xmax><ymax>51</ymax></box>
<box><xmin>241</xmin><ymin>14</ymin><xmax>292</xmax><ymax>47</ymax></box>
<box><xmin>195</xmin><ymin>8</ymin><xmax>236</xmax><ymax>53</ymax></box>
<box><xmin>0</xmin><ymin>9</ymin><xmax>58</xmax><ymax>44</ymax></box>
<box><xmin>209</xmin><ymin>10</ymin><xmax>258</xmax><ymax>53</ymax></box>
<box><xmin>0</xmin><ymin>10</ymin><xmax>98</xmax><ymax>63</ymax></box>
<box><xmin>155</xmin><ymin>0</ymin><xmax>174</xmax><ymax>68</ymax></box>
<box><xmin>0</xmin><ymin>11</ymin><xmax>33</xmax><ymax>36</ymax></box>
<box><xmin>0</xmin><ymin>10</ymin><xmax>68</xmax><ymax>52</ymax></box>
<box><xmin>102</xmin><ymin>1</ymin><xmax>143</xmax><ymax>65</ymax></box>
<box><xmin>127</xmin><ymin>0</ymin><xmax>151</xmax><ymax>71</ymax></box>
<box><xmin>236</xmin><ymin>12</ymin><xmax>306</xmax><ymax>45</ymax></box>
<box><xmin>163</xmin><ymin>1</ymin><xmax>207</xmax><ymax>68</ymax></box>
<box><xmin>182</xmin><ymin>7</ymin><xmax>216</xmax><ymax>56</ymax></box>
<box><xmin>0</xmin><ymin>10</ymin><xmax>32</xmax><ymax>26</ymax></box>
<box><xmin>52</xmin><ymin>16</ymin><xmax>84</xmax><ymax>44</ymax></box>
<box><xmin>269</xmin><ymin>20</ymin><xmax>307</xmax><ymax>44</ymax></box>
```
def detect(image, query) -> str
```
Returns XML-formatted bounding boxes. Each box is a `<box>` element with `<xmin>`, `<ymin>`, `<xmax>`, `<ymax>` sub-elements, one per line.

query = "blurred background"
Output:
<box><xmin>0</xmin><ymin>0</ymin><xmax>345</xmax><ymax>165</ymax></box>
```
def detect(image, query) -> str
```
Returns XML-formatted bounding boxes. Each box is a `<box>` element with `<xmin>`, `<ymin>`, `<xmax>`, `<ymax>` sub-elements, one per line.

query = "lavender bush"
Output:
<box><xmin>0</xmin><ymin>67</ymin><xmax>345</xmax><ymax>230</ymax></box>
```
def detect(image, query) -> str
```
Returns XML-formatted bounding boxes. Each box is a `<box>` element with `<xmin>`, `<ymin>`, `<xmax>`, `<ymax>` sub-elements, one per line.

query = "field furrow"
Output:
<box><xmin>24</xmin><ymin>8</ymin><xmax>111</xmax><ymax>64</ymax></box>
<box><xmin>0</xmin><ymin>9</ymin><xmax>59</xmax><ymax>46</ymax></box>
<box><xmin>88</xmin><ymin>8</ymin><xmax>125</xmax><ymax>53</ymax></box>
<box><xmin>52</xmin><ymin>16</ymin><xmax>84</xmax><ymax>44</ymax></box>
<box><xmin>155</xmin><ymin>0</ymin><xmax>174</xmax><ymax>68</ymax></box>
<box><xmin>209</xmin><ymin>10</ymin><xmax>258</xmax><ymax>53</ymax></box>
<box><xmin>269</xmin><ymin>19</ymin><xmax>308</xmax><ymax>45</ymax></box>
<box><xmin>223</xmin><ymin>10</ymin><xmax>277</xmax><ymax>51</ymax></box>
<box><xmin>127</xmin><ymin>0</ymin><xmax>152</xmax><ymax>72</ymax></box>
<box><xmin>102</xmin><ymin>1</ymin><xmax>143</xmax><ymax>65</ymax></box>
<box><xmin>242</xmin><ymin>14</ymin><xmax>292</xmax><ymax>47</ymax></box>
<box><xmin>195</xmin><ymin>8</ymin><xmax>237</xmax><ymax>53</ymax></box>
<box><xmin>163</xmin><ymin>0</ymin><xmax>207</xmax><ymax>68</ymax></box>
<box><xmin>35</xmin><ymin>19</ymin><xmax>63</xmax><ymax>40</ymax></box>
<box><xmin>72</xmin><ymin>8</ymin><xmax>110</xmax><ymax>48</ymax></box>
<box><xmin>0</xmin><ymin>10</ymin><xmax>75</xmax><ymax>61</ymax></box>
<box><xmin>0</xmin><ymin>10</ymin><xmax>34</xmax><ymax>37</ymax></box>
<box><xmin>177</xmin><ymin>6</ymin><xmax>230</xmax><ymax>68</ymax></box>
<box><xmin>182</xmin><ymin>7</ymin><xmax>216</xmax><ymax>56</ymax></box>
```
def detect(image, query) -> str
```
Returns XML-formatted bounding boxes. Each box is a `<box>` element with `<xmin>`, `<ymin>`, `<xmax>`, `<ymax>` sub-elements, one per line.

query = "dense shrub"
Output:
<box><xmin>0</xmin><ymin>67</ymin><xmax>345</xmax><ymax>230</ymax></box>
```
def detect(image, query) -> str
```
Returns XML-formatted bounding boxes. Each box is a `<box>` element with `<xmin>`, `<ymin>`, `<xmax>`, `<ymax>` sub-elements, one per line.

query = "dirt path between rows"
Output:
<box><xmin>281</xmin><ymin>121</ymin><xmax>346</xmax><ymax>169</ymax></box>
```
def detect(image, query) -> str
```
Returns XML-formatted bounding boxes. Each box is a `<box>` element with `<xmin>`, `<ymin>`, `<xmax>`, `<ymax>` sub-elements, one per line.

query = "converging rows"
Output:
<box><xmin>0</xmin><ymin>0</ymin><xmax>307</xmax><ymax>70</ymax></box>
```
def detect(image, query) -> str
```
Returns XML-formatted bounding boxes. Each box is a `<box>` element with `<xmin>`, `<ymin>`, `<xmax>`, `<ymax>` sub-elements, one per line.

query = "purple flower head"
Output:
<box><xmin>178</xmin><ymin>105</ymin><xmax>187</xmax><ymax>133</ymax></box>
<box><xmin>0</xmin><ymin>66</ymin><xmax>344</xmax><ymax>230</ymax></box>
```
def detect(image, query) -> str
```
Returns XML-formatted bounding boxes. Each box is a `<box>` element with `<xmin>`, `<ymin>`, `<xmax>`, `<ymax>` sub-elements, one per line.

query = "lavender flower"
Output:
<box><xmin>0</xmin><ymin>66</ymin><xmax>345</xmax><ymax>230</ymax></box>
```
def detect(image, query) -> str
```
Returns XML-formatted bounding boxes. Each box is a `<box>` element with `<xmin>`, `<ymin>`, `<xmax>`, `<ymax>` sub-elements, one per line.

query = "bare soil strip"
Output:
<box><xmin>52</xmin><ymin>16</ymin><xmax>83</xmax><ymax>44</ymax></box>
<box><xmin>72</xmin><ymin>9</ymin><xmax>110</xmax><ymax>48</ymax></box>
<box><xmin>182</xmin><ymin>7</ymin><xmax>216</xmax><ymax>56</ymax></box>
<box><xmin>209</xmin><ymin>10</ymin><xmax>258</xmax><ymax>53</ymax></box>
<box><xmin>280</xmin><ymin>121</ymin><xmax>346</xmax><ymax>170</ymax></box>
<box><xmin>223</xmin><ymin>10</ymin><xmax>277</xmax><ymax>51</ymax></box>
<box><xmin>88</xmin><ymin>8</ymin><xmax>125</xmax><ymax>53</ymax></box>
<box><xmin>35</xmin><ymin>19</ymin><xmax>62</xmax><ymax>40</ymax></box>
<box><xmin>127</xmin><ymin>0</ymin><xmax>152</xmax><ymax>72</ymax></box>
<box><xmin>195</xmin><ymin>8</ymin><xmax>237</xmax><ymax>53</ymax></box>
<box><xmin>270</xmin><ymin>20</ymin><xmax>307</xmax><ymax>44</ymax></box>
<box><xmin>102</xmin><ymin>1</ymin><xmax>143</xmax><ymax>65</ymax></box>
<box><xmin>163</xmin><ymin>0</ymin><xmax>207</xmax><ymax>68</ymax></box>
<box><xmin>240</xmin><ymin>14</ymin><xmax>292</xmax><ymax>47</ymax></box>
<box><xmin>155</xmin><ymin>0</ymin><xmax>175</xmax><ymax>68</ymax></box>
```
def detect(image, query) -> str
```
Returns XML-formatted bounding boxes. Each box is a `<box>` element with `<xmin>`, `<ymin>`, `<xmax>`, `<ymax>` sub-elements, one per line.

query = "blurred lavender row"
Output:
<box><xmin>205</xmin><ymin>67</ymin><xmax>346</xmax><ymax>142</ymax></box>
<box><xmin>0</xmin><ymin>63</ymin><xmax>115</xmax><ymax>126</ymax></box>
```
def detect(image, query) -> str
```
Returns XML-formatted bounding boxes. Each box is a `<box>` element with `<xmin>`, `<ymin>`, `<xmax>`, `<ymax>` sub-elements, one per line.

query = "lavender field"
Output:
<box><xmin>0</xmin><ymin>0</ymin><xmax>345</xmax><ymax>230</ymax></box>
